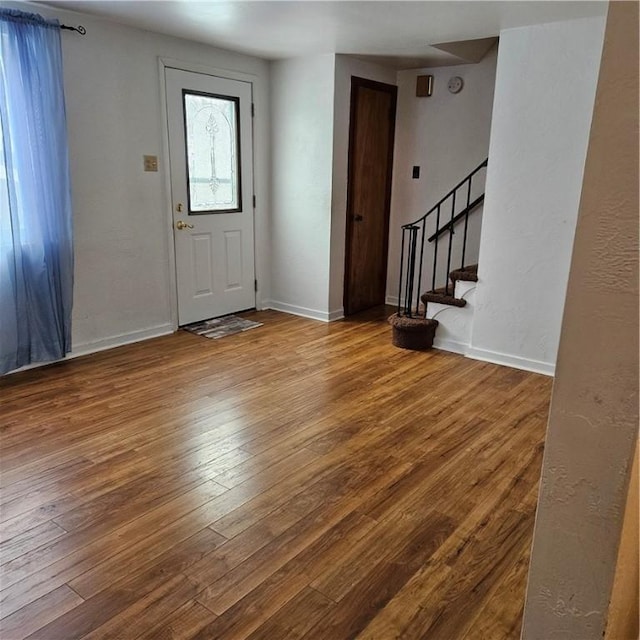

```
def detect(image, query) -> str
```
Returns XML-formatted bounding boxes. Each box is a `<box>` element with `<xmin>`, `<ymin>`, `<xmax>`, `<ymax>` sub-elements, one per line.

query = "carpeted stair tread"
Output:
<box><xmin>449</xmin><ymin>264</ymin><xmax>478</xmax><ymax>282</ymax></box>
<box><xmin>421</xmin><ymin>289</ymin><xmax>467</xmax><ymax>308</ymax></box>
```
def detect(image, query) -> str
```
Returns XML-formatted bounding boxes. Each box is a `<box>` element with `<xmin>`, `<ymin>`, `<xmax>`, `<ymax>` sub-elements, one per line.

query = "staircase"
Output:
<box><xmin>389</xmin><ymin>160</ymin><xmax>487</xmax><ymax>351</ymax></box>
<box><xmin>422</xmin><ymin>263</ymin><xmax>478</xmax><ymax>353</ymax></box>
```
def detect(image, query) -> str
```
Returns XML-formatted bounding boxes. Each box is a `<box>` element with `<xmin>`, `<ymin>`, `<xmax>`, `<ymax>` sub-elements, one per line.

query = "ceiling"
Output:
<box><xmin>39</xmin><ymin>1</ymin><xmax>608</xmax><ymax>68</ymax></box>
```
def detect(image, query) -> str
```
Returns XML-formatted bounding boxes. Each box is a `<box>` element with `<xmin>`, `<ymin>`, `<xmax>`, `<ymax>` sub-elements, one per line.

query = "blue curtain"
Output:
<box><xmin>0</xmin><ymin>9</ymin><xmax>74</xmax><ymax>374</ymax></box>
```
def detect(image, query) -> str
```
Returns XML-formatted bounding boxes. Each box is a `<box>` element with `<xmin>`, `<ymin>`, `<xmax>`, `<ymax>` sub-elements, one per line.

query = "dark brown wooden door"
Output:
<box><xmin>344</xmin><ymin>77</ymin><xmax>397</xmax><ymax>315</ymax></box>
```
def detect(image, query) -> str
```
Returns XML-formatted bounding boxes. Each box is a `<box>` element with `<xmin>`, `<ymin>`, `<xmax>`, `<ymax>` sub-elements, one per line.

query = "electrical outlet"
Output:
<box><xmin>143</xmin><ymin>155</ymin><xmax>158</xmax><ymax>172</ymax></box>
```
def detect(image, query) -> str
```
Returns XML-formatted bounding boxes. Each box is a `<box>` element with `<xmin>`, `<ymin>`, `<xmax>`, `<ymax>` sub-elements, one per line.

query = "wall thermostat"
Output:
<box><xmin>447</xmin><ymin>76</ymin><xmax>464</xmax><ymax>94</ymax></box>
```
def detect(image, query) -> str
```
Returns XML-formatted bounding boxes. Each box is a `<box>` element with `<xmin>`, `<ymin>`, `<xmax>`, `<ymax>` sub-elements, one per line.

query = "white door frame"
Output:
<box><xmin>158</xmin><ymin>57</ymin><xmax>261</xmax><ymax>331</ymax></box>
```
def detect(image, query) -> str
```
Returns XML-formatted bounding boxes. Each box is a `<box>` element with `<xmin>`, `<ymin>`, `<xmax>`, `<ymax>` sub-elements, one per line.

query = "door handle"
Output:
<box><xmin>175</xmin><ymin>220</ymin><xmax>194</xmax><ymax>230</ymax></box>
<box><xmin>354</xmin><ymin>215</ymin><xmax>363</xmax><ymax>222</ymax></box>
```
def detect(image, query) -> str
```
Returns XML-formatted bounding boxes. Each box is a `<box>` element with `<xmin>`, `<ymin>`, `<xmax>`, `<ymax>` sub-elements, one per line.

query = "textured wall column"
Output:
<box><xmin>521</xmin><ymin>2</ymin><xmax>639</xmax><ymax>638</ymax></box>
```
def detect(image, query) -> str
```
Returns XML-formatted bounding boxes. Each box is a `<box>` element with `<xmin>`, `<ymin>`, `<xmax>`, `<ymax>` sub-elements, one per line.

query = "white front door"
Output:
<box><xmin>165</xmin><ymin>68</ymin><xmax>255</xmax><ymax>326</ymax></box>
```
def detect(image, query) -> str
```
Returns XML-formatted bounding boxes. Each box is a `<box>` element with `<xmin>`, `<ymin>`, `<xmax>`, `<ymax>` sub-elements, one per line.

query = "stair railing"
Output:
<box><xmin>397</xmin><ymin>158</ymin><xmax>488</xmax><ymax>318</ymax></box>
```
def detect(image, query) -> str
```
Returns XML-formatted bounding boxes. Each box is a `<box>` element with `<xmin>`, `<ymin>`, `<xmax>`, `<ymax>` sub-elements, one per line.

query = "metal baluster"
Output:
<box><xmin>461</xmin><ymin>176</ymin><xmax>472</xmax><ymax>270</ymax></box>
<box><xmin>432</xmin><ymin>204</ymin><xmax>440</xmax><ymax>292</ymax></box>
<box><xmin>406</xmin><ymin>226</ymin><xmax>418</xmax><ymax>317</ymax></box>
<box><xmin>398</xmin><ymin>228</ymin><xmax>406</xmax><ymax>316</ymax></box>
<box><xmin>395</xmin><ymin>159</ymin><xmax>488</xmax><ymax>318</ymax></box>
<box><xmin>416</xmin><ymin>220</ymin><xmax>426</xmax><ymax>316</ymax></box>
<box><xmin>404</xmin><ymin>228</ymin><xmax>413</xmax><ymax>315</ymax></box>
<box><xmin>445</xmin><ymin>191</ymin><xmax>456</xmax><ymax>296</ymax></box>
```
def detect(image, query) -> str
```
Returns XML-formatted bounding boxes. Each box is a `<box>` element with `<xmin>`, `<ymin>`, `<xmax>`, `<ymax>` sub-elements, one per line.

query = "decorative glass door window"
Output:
<box><xmin>183</xmin><ymin>91</ymin><xmax>241</xmax><ymax>213</ymax></box>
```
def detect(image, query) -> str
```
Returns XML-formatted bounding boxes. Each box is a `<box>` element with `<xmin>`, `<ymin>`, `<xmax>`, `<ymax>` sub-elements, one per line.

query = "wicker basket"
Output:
<box><xmin>388</xmin><ymin>313</ymin><xmax>439</xmax><ymax>351</ymax></box>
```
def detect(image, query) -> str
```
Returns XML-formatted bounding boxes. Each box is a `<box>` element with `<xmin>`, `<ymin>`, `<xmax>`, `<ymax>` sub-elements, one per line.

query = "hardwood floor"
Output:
<box><xmin>0</xmin><ymin>307</ymin><xmax>552</xmax><ymax>639</ymax></box>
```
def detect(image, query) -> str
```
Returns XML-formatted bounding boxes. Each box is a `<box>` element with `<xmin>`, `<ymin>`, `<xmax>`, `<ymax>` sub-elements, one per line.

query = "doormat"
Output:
<box><xmin>182</xmin><ymin>315</ymin><xmax>263</xmax><ymax>340</ymax></box>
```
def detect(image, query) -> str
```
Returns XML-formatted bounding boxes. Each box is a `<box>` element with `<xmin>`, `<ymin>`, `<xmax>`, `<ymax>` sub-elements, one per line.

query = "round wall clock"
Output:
<box><xmin>447</xmin><ymin>76</ymin><xmax>464</xmax><ymax>94</ymax></box>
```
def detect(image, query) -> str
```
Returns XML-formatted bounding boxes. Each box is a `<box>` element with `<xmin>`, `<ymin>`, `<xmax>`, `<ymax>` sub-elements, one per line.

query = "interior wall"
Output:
<box><xmin>468</xmin><ymin>16</ymin><xmax>606</xmax><ymax>375</ymax></box>
<box><xmin>329</xmin><ymin>55</ymin><xmax>397</xmax><ymax>317</ymax></box>
<box><xmin>605</xmin><ymin>442</ymin><xmax>639</xmax><ymax>640</ymax></box>
<box><xmin>522</xmin><ymin>2</ymin><xmax>639</xmax><ymax>637</ymax></box>
<box><xmin>269</xmin><ymin>54</ymin><xmax>336</xmax><ymax>321</ymax></box>
<box><xmin>11</xmin><ymin>1</ymin><xmax>271</xmax><ymax>356</ymax></box>
<box><xmin>385</xmin><ymin>48</ymin><xmax>498</xmax><ymax>305</ymax></box>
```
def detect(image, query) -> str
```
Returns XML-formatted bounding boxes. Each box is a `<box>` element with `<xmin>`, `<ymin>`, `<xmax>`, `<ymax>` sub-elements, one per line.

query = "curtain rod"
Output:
<box><xmin>0</xmin><ymin>10</ymin><xmax>87</xmax><ymax>34</ymax></box>
<box><xmin>60</xmin><ymin>24</ymin><xmax>86</xmax><ymax>35</ymax></box>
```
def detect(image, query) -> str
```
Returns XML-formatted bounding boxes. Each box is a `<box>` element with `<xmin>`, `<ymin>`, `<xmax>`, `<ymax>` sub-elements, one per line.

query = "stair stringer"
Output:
<box><xmin>425</xmin><ymin>280</ymin><xmax>476</xmax><ymax>354</ymax></box>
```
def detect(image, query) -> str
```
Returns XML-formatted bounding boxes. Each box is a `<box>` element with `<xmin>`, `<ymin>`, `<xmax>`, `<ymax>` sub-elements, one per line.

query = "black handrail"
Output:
<box><xmin>397</xmin><ymin>158</ymin><xmax>488</xmax><ymax>318</ymax></box>
<box><xmin>427</xmin><ymin>194</ymin><xmax>485</xmax><ymax>242</ymax></box>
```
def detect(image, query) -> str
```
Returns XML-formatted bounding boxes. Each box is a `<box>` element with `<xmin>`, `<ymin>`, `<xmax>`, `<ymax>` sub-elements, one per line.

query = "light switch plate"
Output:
<box><xmin>143</xmin><ymin>155</ymin><xmax>158</xmax><ymax>172</ymax></box>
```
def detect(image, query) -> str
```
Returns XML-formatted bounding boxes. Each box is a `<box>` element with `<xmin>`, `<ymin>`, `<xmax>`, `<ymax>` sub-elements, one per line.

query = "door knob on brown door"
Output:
<box><xmin>175</xmin><ymin>220</ymin><xmax>194</xmax><ymax>230</ymax></box>
<box><xmin>354</xmin><ymin>214</ymin><xmax>364</xmax><ymax>222</ymax></box>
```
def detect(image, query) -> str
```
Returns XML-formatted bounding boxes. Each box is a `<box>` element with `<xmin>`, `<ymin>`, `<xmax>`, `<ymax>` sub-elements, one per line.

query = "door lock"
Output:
<box><xmin>175</xmin><ymin>203</ymin><xmax>184</xmax><ymax>212</ymax></box>
<box><xmin>354</xmin><ymin>214</ymin><xmax>364</xmax><ymax>222</ymax></box>
<box><xmin>175</xmin><ymin>220</ymin><xmax>194</xmax><ymax>230</ymax></box>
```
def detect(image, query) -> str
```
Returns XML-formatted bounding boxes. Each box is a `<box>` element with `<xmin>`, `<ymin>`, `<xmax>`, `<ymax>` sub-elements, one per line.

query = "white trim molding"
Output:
<box><xmin>432</xmin><ymin>338</ymin><xmax>468</xmax><ymax>356</ymax></box>
<box><xmin>465</xmin><ymin>345</ymin><xmax>555</xmax><ymax>376</ymax></box>
<box><xmin>72</xmin><ymin>323</ymin><xmax>175</xmax><ymax>358</ymax></box>
<box><xmin>6</xmin><ymin>324</ymin><xmax>174</xmax><ymax>376</ymax></box>
<box><xmin>264</xmin><ymin>300</ymin><xmax>339</xmax><ymax>323</ymax></box>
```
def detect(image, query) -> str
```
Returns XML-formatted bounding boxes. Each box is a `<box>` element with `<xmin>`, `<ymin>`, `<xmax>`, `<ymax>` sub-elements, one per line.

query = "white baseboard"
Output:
<box><xmin>5</xmin><ymin>323</ymin><xmax>175</xmax><ymax>376</ymax></box>
<box><xmin>433</xmin><ymin>338</ymin><xmax>468</xmax><ymax>355</ymax></box>
<box><xmin>264</xmin><ymin>300</ymin><xmax>336</xmax><ymax>323</ymax></box>
<box><xmin>71</xmin><ymin>323</ymin><xmax>175</xmax><ymax>358</ymax></box>
<box><xmin>465</xmin><ymin>346</ymin><xmax>555</xmax><ymax>377</ymax></box>
<box><xmin>388</xmin><ymin>292</ymin><xmax>554</xmax><ymax>376</ymax></box>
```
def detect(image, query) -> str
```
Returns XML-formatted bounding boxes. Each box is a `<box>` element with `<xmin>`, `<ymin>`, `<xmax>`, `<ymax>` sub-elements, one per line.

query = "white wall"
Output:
<box><xmin>468</xmin><ymin>16</ymin><xmax>606</xmax><ymax>375</ymax></box>
<box><xmin>329</xmin><ymin>56</ymin><xmax>397</xmax><ymax>316</ymax></box>
<box><xmin>11</xmin><ymin>2</ymin><xmax>270</xmax><ymax>355</ymax></box>
<box><xmin>269</xmin><ymin>54</ymin><xmax>336</xmax><ymax>321</ymax></box>
<box><xmin>386</xmin><ymin>48</ymin><xmax>498</xmax><ymax>304</ymax></box>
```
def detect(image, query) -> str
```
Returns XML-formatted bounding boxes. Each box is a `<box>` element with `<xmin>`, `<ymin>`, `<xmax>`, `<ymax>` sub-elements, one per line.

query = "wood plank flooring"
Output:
<box><xmin>0</xmin><ymin>307</ymin><xmax>552</xmax><ymax>639</ymax></box>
